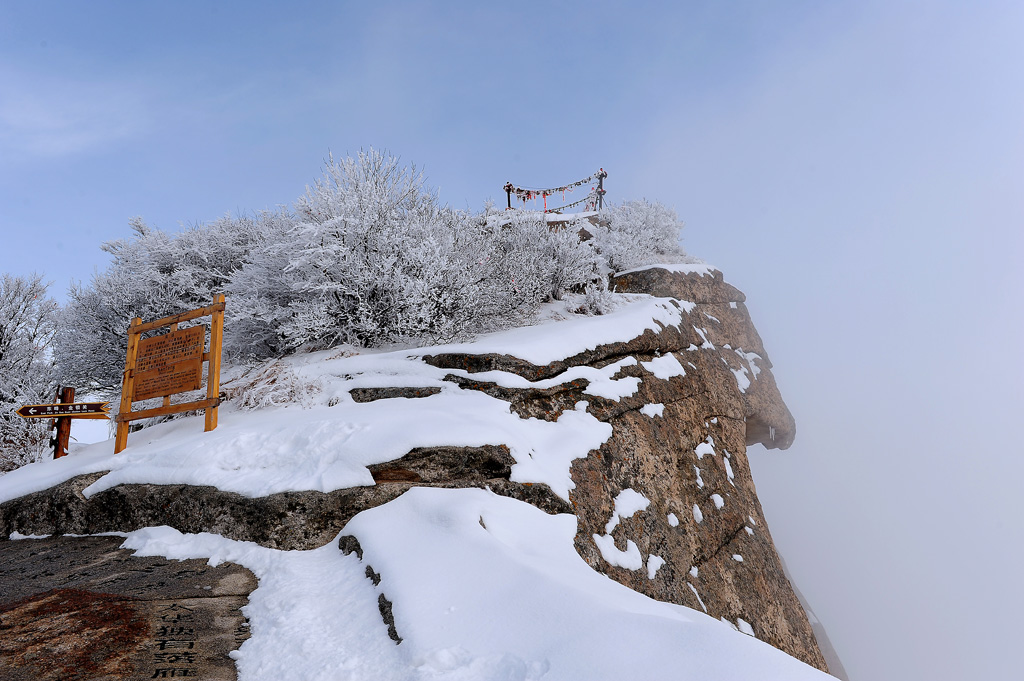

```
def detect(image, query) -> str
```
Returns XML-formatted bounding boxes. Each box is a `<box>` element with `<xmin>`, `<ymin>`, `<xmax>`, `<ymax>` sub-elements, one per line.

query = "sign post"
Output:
<box><xmin>114</xmin><ymin>295</ymin><xmax>225</xmax><ymax>453</ymax></box>
<box><xmin>53</xmin><ymin>387</ymin><xmax>73</xmax><ymax>459</ymax></box>
<box><xmin>16</xmin><ymin>388</ymin><xmax>112</xmax><ymax>459</ymax></box>
<box><xmin>15</xmin><ymin>400</ymin><xmax>112</xmax><ymax>419</ymax></box>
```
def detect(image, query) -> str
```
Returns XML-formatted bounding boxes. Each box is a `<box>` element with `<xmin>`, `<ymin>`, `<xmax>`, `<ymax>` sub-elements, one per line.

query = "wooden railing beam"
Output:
<box><xmin>130</xmin><ymin>302</ymin><xmax>226</xmax><ymax>336</ymax></box>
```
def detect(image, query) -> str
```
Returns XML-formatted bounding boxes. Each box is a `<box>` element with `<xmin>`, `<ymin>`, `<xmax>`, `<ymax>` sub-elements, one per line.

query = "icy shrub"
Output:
<box><xmin>275</xmin><ymin>150</ymin><xmax>495</xmax><ymax>348</ymax></box>
<box><xmin>225</xmin><ymin>362</ymin><xmax>323</xmax><ymax>410</ymax></box>
<box><xmin>271</xmin><ymin>151</ymin><xmax>604</xmax><ymax>348</ymax></box>
<box><xmin>57</xmin><ymin>211</ymin><xmax>287</xmax><ymax>390</ymax></box>
<box><xmin>57</xmin><ymin>151</ymin><xmax>692</xmax><ymax>384</ymax></box>
<box><xmin>0</xmin><ymin>274</ymin><xmax>58</xmax><ymax>472</ymax></box>
<box><xmin>590</xmin><ymin>199</ymin><xmax>686</xmax><ymax>272</ymax></box>
<box><xmin>579</xmin><ymin>281</ymin><xmax>617</xmax><ymax>315</ymax></box>
<box><xmin>222</xmin><ymin>210</ymin><xmax>302</xmax><ymax>359</ymax></box>
<box><xmin>536</xmin><ymin>217</ymin><xmax>605</xmax><ymax>301</ymax></box>
<box><xmin>482</xmin><ymin>211</ymin><xmax>604</xmax><ymax>322</ymax></box>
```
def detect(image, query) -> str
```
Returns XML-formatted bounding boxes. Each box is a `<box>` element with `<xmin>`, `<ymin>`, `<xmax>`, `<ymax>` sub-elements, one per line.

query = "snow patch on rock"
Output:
<box><xmin>640</xmin><ymin>353</ymin><xmax>687</xmax><ymax>380</ymax></box>
<box><xmin>604</xmin><ymin>488</ymin><xmax>652</xmax><ymax>534</ymax></box>
<box><xmin>641</xmin><ymin>403</ymin><xmax>665</xmax><ymax>418</ymax></box>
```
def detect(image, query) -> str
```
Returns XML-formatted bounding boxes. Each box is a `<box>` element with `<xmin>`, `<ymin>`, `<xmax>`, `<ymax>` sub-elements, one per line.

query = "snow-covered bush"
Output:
<box><xmin>57</xmin><ymin>212</ymin><xmax>282</xmax><ymax>390</ymax></box>
<box><xmin>58</xmin><ymin>152</ymin><xmax>691</xmax><ymax>383</ymax></box>
<box><xmin>589</xmin><ymin>199</ymin><xmax>686</xmax><ymax>272</ymax></box>
<box><xmin>224</xmin><ymin>361</ymin><xmax>324</xmax><ymax>410</ymax></box>
<box><xmin>482</xmin><ymin>210</ymin><xmax>604</xmax><ymax>322</ymax></box>
<box><xmin>266</xmin><ymin>151</ymin><xmax>604</xmax><ymax>349</ymax></box>
<box><xmin>272</xmin><ymin>150</ymin><xmax>494</xmax><ymax>348</ymax></box>
<box><xmin>0</xmin><ymin>274</ymin><xmax>58</xmax><ymax>472</ymax></box>
<box><xmin>579</xmin><ymin>281</ymin><xmax>617</xmax><ymax>315</ymax></box>
<box><xmin>222</xmin><ymin>210</ymin><xmax>301</xmax><ymax>359</ymax></box>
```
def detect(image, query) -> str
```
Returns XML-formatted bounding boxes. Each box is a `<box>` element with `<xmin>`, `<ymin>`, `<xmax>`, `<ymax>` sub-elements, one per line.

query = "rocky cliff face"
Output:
<box><xmin>578</xmin><ymin>267</ymin><xmax>822</xmax><ymax>670</ymax></box>
<box><xmin>0</xmin><ymin>266</ymin><xmax>827</xmax><ymax>673</ymax></box>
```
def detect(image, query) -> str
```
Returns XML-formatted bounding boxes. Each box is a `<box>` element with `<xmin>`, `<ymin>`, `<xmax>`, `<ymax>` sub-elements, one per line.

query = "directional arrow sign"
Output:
<box><xmin>16</xmin><ymin>402</ymin><xmax>112</xmax><ymax>419</ymax></box>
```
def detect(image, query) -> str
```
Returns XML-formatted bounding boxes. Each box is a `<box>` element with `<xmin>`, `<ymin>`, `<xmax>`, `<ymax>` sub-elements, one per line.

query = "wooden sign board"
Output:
<box><xmin>115</xmin><ymin>295</ymin><xmax>225</xmax><ymax>454</ymax></box>
<box><xmin>17</xmin><ymin>402</ymin><xmax>110</xmax><ymax>419</ymax></box>
<box><xmin>134</xmin><ymin>325</ymin><xmax>205</xmax><ymax>401</ymax></box>
<box><xmin>16</xmin><ymin>387</ymin><xmax>109</xmax><ymax>459</ymax></box>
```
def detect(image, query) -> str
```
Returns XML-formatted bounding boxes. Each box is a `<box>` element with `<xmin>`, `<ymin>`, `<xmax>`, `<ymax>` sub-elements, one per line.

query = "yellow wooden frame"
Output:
<box><xmin>114</xmin><ymin>294</ymin><xmax>225</xmax><ymax>453</ymax></box>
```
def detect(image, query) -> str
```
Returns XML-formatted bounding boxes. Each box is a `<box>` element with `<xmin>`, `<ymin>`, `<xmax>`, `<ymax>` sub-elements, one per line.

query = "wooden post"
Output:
<box><xmin>51</xmin><ymin>386</ymin><xmax>74</xmax><ymax>459</ymax></box>
<box><xmin>115</xmin><ymin>317</ymin><xmax>142</xmax><ymax>454</ymax></box>
<box><xmin>205</xmin><ymin>294</ymin><xmax>225</xmax><ymax>432</ymax></box>
<box><xmin>163</xmin><ymin>322</ymin><xmax>178</xmax><ymax>411</ymax></box>
<box><xmin>114</xmin><ymin>297</ymin><xmax>225</xmax><ymax>452</ymax></box>
<box><xmin>48</xmin><ymin>386</ymin><xmax>60</xmax><ymax>453</ymax></box>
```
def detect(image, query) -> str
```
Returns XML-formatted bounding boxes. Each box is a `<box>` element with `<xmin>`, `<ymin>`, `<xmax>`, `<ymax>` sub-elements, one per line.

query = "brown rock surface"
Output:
<box><xmin>424</xmin><ymin>266</ymin><xmax>820</xmax><ymax>669</ymax></box>
<box><xmin>0</xmin><ymin>460</ymin><xmax>568</xmax><ymax>551</ymax></box>
<box><xmin>0</xmin><ymin>535</ymin><xmax>254</xmax><ymax>680</ymax></box>
<box><xmin>566</xmin><ymin>266</ymin><xmax>820</xmax><ymax>669</ymax></box>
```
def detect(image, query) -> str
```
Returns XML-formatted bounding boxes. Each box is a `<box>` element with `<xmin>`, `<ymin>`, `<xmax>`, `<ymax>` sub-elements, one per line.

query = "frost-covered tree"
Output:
<box><xmin>57</xmin><ymin>152</ymin><xmax>690</xmax><ymax>378</ymax></box>
<box><xmin>274</xmin><ymin>150</ymin><xmax>498</xmax><ymax>348</ymax></box>
<box><xmin>57</xmin><ymin>212</ymin><xmax>279</xmax><ymax>390</ymax></box>
<box><xmin>482</xmin><ymin>210</ymin><xmax>604</xmax><ymax>318</ymax></box>
<box><xmin>275</xmin><ymin>152</ymin><xmax>608</xmax><ymax>349</ymax></box>
<box><xmin>218</xmin><ymin>210</ymin><xmax>300</xmax><ymax>359</ymax></box>
<box><xmin>589</xmin><ymin>199</ymin><xmax>687</xmax><ymax>272</ymax></box>
<box><xmin>0</xmin><ymin>274</ymin><xmax>58</xmax><ymax>472</ymax></box>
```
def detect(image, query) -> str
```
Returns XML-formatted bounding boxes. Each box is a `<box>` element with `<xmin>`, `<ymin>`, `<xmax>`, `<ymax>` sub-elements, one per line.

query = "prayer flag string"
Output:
<box><xmin>504</xmin><ymin>169</ymin><xmax>607</xmax><ymax>212</ymax></box>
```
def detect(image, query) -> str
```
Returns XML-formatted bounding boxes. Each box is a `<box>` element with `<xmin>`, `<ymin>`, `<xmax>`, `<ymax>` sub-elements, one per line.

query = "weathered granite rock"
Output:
<box><xmin>613</xmin><ymin>267</ymin><xmax>795</xmax><ymax>450</ymax></box>
<box><xmin>335</xmin><ymin>535</ymin><xmax>403</xmax><ymax>644</ymax></box>
<box><xmin>0</xmin><ymin>265</ymin><xmax>826</xmax><ymax>673</ymax></box>
<box><xmin>613</xmin><ymin>265</ymin><xmax>746</xmax><ymax>303</ymax></box>
<box><xmin>0</xmin><ymin>453</ymin><xmax>568</xmax><ymax>550</ymax></box>
<box><xmin>562</xmin><ymin>267</ymin><xmax>820</xmax><ymax>669</ymax></box>
<box><xmin>349</xmin><ymin>386</ymin><xmax>442</xmax><ymax>402</ymax></box>
<box><xmin>424</xmin><ymin>267</ymin><xmax>819</xmax><ymax>668</ymax></box>
<box><xmin>0</xmin><ymin>535</ymin><xmax>254</xmax><ymax>680</ymax></box>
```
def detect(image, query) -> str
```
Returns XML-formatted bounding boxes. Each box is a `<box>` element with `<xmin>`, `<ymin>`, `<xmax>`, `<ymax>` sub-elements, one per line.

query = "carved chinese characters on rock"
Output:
<box><xmin>134</xmin><ymin>326</ymin><xmax>205</xmax><ymax>402</ymax></box>
<box><xmin>0</xmin><ymin>536</ymin><xmax>253</xmax><ymax>681</ymax></box>
<box><xmin>150</xmin><ymin>604</ymin><xmax>199</xmax><ymax>678</ymax></box>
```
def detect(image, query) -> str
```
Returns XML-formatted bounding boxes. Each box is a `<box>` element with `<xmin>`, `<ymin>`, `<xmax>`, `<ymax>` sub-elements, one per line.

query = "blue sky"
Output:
<box><xmin>2</xmin><ymin>2</ymin><xmax>1023</xmax><ymax>680</ymax></box>
<box><xmin>1</xmin><ymin>0</ymin><xmax>856</xmax><ymax>285</ymax></box>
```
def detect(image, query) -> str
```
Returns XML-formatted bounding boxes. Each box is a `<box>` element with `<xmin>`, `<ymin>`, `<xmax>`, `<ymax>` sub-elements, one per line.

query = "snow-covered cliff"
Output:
<box><xmin>0</xmin><ymin>265</ymin><xmax>832</xmax><ymax>680</ymax></box>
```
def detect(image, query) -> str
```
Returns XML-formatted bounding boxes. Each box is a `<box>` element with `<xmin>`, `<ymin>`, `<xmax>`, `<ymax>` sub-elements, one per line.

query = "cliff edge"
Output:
<box><xmin>0</xmin><ymin>265</ymin><xmax>828</xmax><ymax>676</ymax></box>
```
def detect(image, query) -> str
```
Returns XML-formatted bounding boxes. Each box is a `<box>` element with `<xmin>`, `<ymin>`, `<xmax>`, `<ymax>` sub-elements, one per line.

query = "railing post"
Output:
<box><xmin>115</xmin><ymin>317</ymin><xmax>142</xmax><ymax>454</ymax></box>
<box><xmin>205</xmin><ymin>294</ymin><xmax>225</xmax><ymax>432</ymax></box>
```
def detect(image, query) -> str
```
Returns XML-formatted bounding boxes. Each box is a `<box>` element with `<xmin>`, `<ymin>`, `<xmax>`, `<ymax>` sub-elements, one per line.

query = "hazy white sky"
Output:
<box><xmin>2</xmin><ymin>2</ymin><xmax>1022</xmax><ymax>679</ymax></box>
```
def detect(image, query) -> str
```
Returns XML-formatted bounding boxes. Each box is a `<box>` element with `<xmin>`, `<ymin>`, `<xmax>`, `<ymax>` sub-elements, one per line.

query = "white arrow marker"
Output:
<box><xmin>28</xmin><ymin>408</ymin><xmax>37</xmax><ymax>414</ymax></box>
